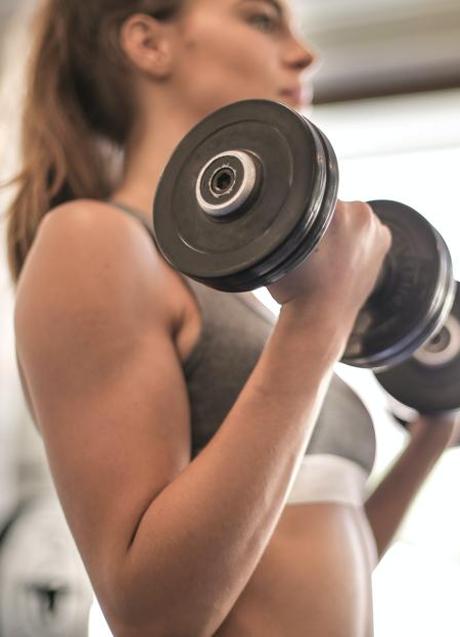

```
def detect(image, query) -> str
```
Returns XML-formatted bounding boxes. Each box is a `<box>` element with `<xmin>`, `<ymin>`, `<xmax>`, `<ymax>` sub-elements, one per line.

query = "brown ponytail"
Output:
<box><xmin>3</xmin><ymin>0</ymin><xmax>183</xmax><ymax>285</ymax></box>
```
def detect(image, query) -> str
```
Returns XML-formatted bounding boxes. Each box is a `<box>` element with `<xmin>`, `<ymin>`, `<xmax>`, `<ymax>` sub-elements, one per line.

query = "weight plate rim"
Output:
<box><xmin>249</xmin><ymin>121</ymin><xmax>339</xmax><ymax>290</ymax></box>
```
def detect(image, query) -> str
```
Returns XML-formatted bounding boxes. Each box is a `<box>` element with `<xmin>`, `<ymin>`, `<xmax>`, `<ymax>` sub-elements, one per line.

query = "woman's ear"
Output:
<box><xmin>120</xmin><ymin>13</ymin><xmax>174</xmax><ymax>79</ymax></box>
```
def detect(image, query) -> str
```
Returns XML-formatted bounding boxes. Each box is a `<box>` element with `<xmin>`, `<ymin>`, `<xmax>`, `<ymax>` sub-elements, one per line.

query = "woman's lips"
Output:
<box><xmin>279</xmin><ymin>86</ymin><xmax>305</xmax><ymax>107</ymax></box>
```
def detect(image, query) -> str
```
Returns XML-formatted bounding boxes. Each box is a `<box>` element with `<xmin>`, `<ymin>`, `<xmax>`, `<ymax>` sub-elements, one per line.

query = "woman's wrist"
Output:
<box><xmin>278</xmin><ymin>296</ymin><xmax>356</xmax><ymax>361</ymax></box>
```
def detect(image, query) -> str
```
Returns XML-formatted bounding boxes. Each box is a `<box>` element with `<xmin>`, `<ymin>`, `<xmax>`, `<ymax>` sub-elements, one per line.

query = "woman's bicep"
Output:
<box><xmin>14</xmin><ymin>204</ymin><xmax>192</xmax><ymax>609</ymax></box>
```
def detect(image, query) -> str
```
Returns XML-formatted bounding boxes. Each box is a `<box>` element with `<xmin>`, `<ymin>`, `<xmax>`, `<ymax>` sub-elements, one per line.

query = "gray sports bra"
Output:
<box><xmin>109</xmin><ymin>202</ymin><xmax>376</xmax><ymax>474</ymax></box>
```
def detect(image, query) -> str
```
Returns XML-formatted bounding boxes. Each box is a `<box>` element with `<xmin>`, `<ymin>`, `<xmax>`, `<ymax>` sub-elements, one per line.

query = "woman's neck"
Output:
<box><xmin>112</xmin><ymin>103</ymin><xmax>202</xmax><ymax>224</ymax></box>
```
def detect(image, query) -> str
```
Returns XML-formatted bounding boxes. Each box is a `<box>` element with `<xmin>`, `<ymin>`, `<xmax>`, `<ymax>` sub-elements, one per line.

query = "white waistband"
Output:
<box><xmin>286</xmin><ymin>454</ymin><xmax>368</xmax><ymax>507</ymax></box>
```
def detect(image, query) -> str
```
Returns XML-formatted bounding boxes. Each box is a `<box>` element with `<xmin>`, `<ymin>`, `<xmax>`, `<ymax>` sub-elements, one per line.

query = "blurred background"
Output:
<box><xmin>0</xmin><ymin>0</ymin><xmax>459</xmax><ymax>635</ymax></box>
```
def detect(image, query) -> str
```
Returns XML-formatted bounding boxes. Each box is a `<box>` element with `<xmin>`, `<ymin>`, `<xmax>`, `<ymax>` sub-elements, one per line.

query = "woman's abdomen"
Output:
<box><xmin>215</xmin><ymin>503</ymin><xmax>377</xmax><ymax>637</ymax></box>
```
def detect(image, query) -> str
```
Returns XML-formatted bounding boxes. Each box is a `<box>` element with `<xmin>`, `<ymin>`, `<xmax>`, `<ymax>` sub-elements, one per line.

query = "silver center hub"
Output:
<box><xmin>196</xmin><ymin>150</ymin><xmax>257</xmax><ymax>218</ymax></box>
<box><xmin>413</xmin><ymin>314</ymin><xmax>460</xmax><ymax>367</ymax></box>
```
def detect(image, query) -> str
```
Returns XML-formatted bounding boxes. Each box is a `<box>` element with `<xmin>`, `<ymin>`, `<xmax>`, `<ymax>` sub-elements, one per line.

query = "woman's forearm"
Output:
<box><xmin>365</xmin><ymin>423</ymin><xmax>450</xmax><ymax>561</ymax></box>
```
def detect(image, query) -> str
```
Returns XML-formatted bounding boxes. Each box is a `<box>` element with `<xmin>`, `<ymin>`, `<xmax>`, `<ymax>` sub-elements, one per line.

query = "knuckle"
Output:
<box><xmin>333</xmin><ymin>200</ymin><xmax>347</xmax><ymax>220</ymax></box>
<box><xmin>348</xmin><ymin>201</ymin><xmax>374</xmax><ymax>223</ymax></box>
<box><xmin>383</xmin><ymin>226</ymin><xmax>393</xmax><ymax>249</ymax></box>
<box><xmin>358</xmin><ymin>201</ymin><xmax>374</xmax><ymax>219</ymax></box>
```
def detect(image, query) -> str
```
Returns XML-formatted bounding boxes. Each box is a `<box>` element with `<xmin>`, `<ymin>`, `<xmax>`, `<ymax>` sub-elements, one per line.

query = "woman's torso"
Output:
<box><xmin>109</xmin><ymin>203</ymin><xmax>378</xmax><ymax>636</ymax></box>
<box><xmin>18</xmin><ymin>202</ymin><xmax>378</xmax><ymax>636</ymax></box>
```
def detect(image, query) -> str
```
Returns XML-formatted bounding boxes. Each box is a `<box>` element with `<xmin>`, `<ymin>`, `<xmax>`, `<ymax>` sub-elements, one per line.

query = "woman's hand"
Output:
<box><xmin>406</xmin><ymin>413</ymin><xmax>460</xmax><ymax>450</ymax></box>
<box><xmin>268</xmin><ymin>200</ymin><xmax>392</xmax><ymax>316</ymax></box>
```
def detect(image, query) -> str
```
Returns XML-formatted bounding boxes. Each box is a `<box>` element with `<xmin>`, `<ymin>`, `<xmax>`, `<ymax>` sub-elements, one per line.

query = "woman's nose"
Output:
<box><xmin>284</xmin><ymin>34</ymin><xmax>318</xmax><ymax>72</ymax></box>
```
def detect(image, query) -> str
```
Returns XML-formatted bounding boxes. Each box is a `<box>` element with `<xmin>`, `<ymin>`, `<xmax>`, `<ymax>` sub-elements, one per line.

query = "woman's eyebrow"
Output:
<box><xmin>238</xmin><ymin>0</ymin><xmax>286</xmax><ymax>20</ymax></box>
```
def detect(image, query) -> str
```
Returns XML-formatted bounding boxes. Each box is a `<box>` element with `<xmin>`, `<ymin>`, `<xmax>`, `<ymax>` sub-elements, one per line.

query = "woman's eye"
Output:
<box><xmin>249</xmin><ymin>13</ymin><xmax>278</xmax><ymax>32</ymax></box>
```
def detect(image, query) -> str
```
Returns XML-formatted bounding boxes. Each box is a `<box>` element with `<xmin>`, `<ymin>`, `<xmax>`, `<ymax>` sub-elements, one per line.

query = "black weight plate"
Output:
<box><xmin>153</xmin><ymin>100</ymin><xmax>327</xmax><ymax>291</ymax></box>
<box><xmin>202</xmin><ymin>118</ymin><xmax>339</xmax><ymax>291</ymax></box>
<box><xmin>375</xmin><ymin>282</ymin><xmax>460</xmax><ymax>413</ymax></box>
<box><xmin>343</xmin><ymin>200</ymin><xmax>455</xmax><ymax>369</ymax></box>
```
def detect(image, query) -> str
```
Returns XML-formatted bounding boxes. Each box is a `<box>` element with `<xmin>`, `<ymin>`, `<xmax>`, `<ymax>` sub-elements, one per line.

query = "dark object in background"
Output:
<box><xmin>0</xmin><ymin>494</ymin><xmax>94</xmax><ymax>637</ymax></box>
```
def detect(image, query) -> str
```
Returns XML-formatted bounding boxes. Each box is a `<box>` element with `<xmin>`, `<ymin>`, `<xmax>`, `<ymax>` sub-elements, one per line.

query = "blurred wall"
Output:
<box><xmin>304</xmin><ymin>0</ymin><xmax>460</xmax><ymax>102</ymax></box>
<box><xmin>0</xmin><ymin>0</ymin><xmax>55</xmax><ymax>531</ymax></box>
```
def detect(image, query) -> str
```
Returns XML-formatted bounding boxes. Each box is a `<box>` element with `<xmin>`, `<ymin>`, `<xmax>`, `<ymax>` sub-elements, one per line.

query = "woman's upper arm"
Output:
<box><xmin>14</xmin><ymin>201</ymin><xmax>192</xmax><ymax>605</ymax></box>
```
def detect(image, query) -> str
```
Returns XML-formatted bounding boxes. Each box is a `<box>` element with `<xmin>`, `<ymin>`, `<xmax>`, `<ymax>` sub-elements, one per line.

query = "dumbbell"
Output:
<box><xmin>374</xmin><ymin>281</ymin><xmax>460</xmax><ymax>414</ymax></box>
<box><xmin>152</xmin><ymin>99</ymin><xmax>456</xmax><ymax>371</ymax></box>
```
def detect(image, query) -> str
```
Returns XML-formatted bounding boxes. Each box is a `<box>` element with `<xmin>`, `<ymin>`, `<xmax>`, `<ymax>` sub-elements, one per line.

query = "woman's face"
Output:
<box><xmin>169</xmin><ymin>0</ymin><xmax>317</xmax><ymax>118</ymax></box>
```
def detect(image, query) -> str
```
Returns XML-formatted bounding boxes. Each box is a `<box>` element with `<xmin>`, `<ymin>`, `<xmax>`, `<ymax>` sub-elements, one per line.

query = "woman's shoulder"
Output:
<box><xmin>16</xmin><ymin>198</ymin><xmax>181</xmax><ymax>328</ymax></box>
<box><xmin>40</xmin><ymin>198</ymin><xmax>150</xmax><ymax>242</ymax></box>
<box><xmin>28</xmin><ymin>197</ymin><xmax>161</xmax><ymax>274</ymax></box>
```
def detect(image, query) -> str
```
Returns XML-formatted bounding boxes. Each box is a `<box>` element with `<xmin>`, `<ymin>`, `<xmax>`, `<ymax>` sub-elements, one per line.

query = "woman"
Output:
<box><xmin>4</xmin><ymin>0</ymin><xmax>456</xmax><ymax>635</ymax></box>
